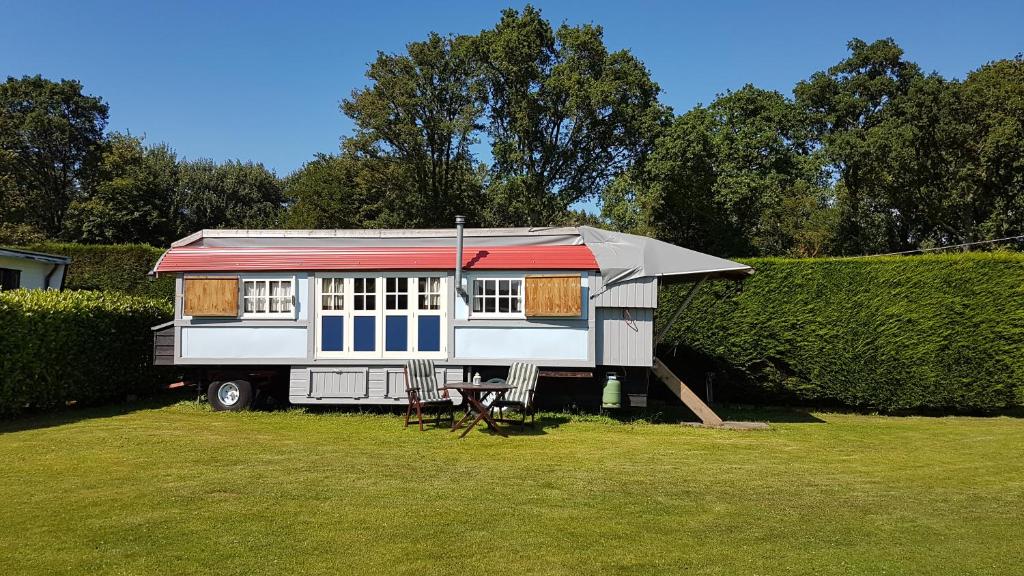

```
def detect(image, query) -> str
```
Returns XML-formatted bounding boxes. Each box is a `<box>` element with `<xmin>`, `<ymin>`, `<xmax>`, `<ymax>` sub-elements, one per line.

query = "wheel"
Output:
<box><xmin>207</xmin><ymin>379</ymin><xmax>253</xmax><ymax>411</ymax></box>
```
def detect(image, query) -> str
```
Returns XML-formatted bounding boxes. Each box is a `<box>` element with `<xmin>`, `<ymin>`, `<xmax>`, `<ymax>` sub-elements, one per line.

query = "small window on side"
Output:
<box><xmin>0</xmin><ymin>268</ymin><xmax>21</xmax><ymax>291</ymax></box>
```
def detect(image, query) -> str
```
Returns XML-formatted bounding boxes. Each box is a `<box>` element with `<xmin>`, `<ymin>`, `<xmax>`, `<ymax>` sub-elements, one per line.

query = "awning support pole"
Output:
<box><xmin>654</xmin><ymin>275</ymin><xmax>706</xmax><ymax>346</ymax></box>
<box><xmin>649</xmin><ymin>275</ymin><xmax>723</xmax><ymax>426</ymax></box>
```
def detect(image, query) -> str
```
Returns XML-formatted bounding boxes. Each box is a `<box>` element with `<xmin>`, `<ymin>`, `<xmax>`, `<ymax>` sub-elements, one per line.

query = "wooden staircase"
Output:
<box><xmin>651</xmin><ymin>357</ymin><xmax>723</xmax><ymax>427</ymax></box>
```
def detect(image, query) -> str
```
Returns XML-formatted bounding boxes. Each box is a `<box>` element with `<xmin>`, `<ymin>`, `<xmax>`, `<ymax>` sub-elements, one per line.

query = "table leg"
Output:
<box><xmin>450</xmin><ymin>401</ymin><xmax>475</xmax><ymax>432</ymax></box>
<box><xmin>459</xmin><ymin>394</ymin><xmax>507</xmax><ymax>439</ymax></box>
<box><xmin>450</xmin><ymin>390</ymin><xmax>479</xmax><ymax>432</ymax></box>
<box><xmin>479</xmin><ymin>390</ymin><xmax>508</xmax><ymax>436</ymax></box>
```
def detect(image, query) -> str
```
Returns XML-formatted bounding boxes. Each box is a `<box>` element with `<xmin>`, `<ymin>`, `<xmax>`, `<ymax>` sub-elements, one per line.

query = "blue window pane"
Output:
<box><xmin>417</xmin><ymin>315</ymin><xmax>441</xmax><ymax>352</ymax></box>
<box><xmin>321</xmin><ymin>316</ymin><xmax>343</xmax><ymax>352</ymax></box>
<box><xmin>385</xmin><ymin>315</ymin><xmax>408</xmax><ymax>352</ymax></box>
<box><xmin>353</xmin><ymin>316</ymin><xmax>376</xmax><ymax>351</ymax></box>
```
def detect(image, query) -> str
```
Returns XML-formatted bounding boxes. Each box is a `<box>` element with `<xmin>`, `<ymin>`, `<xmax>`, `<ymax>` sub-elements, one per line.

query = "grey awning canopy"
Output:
<box><xmin>578</xmin><ymin>226</ymin><xmax>753</xmax><ymax>286</ymax></box>
<box><xmin>161</xmin><ymin>226</ymin><xmax>753</xmax><ymax>286</ymax></box>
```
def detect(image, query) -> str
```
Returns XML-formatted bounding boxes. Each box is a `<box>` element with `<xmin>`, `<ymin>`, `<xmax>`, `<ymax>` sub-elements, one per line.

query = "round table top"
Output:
<box><xmin>442</xmin><ymin>382</ymin><xmax>514</xmax><ymax>391</ymax></box>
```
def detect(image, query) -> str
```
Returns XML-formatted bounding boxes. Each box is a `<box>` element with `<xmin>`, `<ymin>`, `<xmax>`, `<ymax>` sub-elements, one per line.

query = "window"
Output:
<box><xmin>418</xmin><ymin>277</ymin><xmax>442</xmax><ymax>310</ymax></box>
<box><xmin>242</xmin><ymin>278</ymin><xmax>294</xmax><ymax>318</ymax></box>
<box><xmin>0</xmin><ymin>268</ymin><xmax>21</xmax><ymax>291</ymax></box>
<box><xmin>353</xmin><ymin>277</ymin><xmax>376</xmax><ymax>311</ymax></box>
<box><xmin>385</xmin><ymin>277</ymin><xmax>409</xmax><ymax>310</ymax></box>
<box><xmin>472</xmin><ymin>278</ymin><xmax>523</xmax><ymax>317</ymax></box>
<box><xmin>321</xmin><ymin>277</ymin><xmax>344</xmax><ymax>311</ymax></box>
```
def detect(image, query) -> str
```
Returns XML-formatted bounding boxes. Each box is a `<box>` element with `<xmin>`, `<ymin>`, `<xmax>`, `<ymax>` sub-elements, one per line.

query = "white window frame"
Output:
<box><xmin>314</xmin><ymin>273</ymin><xmax>447</xmax><ymax>360</ymax></box>
<box><xmin>469</xmin><ymin>275</ymin><xmax>525</xmax><ymax>319</ymax></box>
<box><xmin>240</xmin><ymin>275</ymin><xmax>296</xmax><ymax>319</ymax></box>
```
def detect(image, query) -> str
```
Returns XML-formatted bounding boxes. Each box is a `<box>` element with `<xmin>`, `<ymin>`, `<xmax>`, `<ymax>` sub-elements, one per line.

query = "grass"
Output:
<box><xmin>1</xmin><ymin>399</ymin><xmax>1022</xmax><ymax>575</ymax></box>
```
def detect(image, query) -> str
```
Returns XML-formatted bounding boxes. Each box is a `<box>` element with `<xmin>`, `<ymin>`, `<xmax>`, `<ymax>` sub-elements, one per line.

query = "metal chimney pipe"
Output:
<box><xmin>454</xmin><ymin>215</ymin><xmax>467</xmax><ymax>300</ymax></box>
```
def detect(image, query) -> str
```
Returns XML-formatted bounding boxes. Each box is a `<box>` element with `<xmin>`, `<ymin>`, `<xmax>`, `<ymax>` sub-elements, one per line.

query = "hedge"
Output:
<box><xmin>25</xmin><ymin>242</ymin><xmax>173</xmax><ymax>301</ymax></box>
<box><xmin>659</xmin><ymin>252</ymin><xmax>1024</xmax><ymax>412</ymax></box>
<box><xmin>0</xmin><ymin>290</ymin><xmax>173</xmax><ymax>417</ymax></box>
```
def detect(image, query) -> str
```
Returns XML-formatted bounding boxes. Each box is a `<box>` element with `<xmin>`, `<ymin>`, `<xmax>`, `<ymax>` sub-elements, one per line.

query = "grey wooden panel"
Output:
<box><xmin>289</xmin><ymin>367</ymin><xmax>310</xmax><ymax>398</ymax></box>
<box><xmin>593</xmin><ymin>276</ymin><xmax>657</xmax><ymax>309</ymax></box>
<box><xmin>596</xmin><ymin>307</ymin><xmax>653</xmax><ymax>367</ymax></box>
<box><xmin>385</xmin><ymin>369</ymin><xmax>407</xmax><ymax>399</ymax></box>
<box><xmin>153</xmin><ymin>325</ymin><xmax>175</xmax><ymax>365</ymax></box>
<box><xmin>288</xmin><ymin>365</ymin><xmax>466</xmax><ymax>404</ymax></box>
<box><xmin>367</xmin><ymin>369</ymin><xmax>387</xmax><ymax>399</ymax></box>
<box><xmin>308</xmin><ymin>368</ymin><xmax>369</xmax><ymax>399</ymax></box>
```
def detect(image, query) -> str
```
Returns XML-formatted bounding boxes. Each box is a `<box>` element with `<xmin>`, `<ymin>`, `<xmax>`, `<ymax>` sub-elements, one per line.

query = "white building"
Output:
<box><xmin>0</xmin><ymin>247</ymin><xmax>70</xmax><ymax>291</ymax></box>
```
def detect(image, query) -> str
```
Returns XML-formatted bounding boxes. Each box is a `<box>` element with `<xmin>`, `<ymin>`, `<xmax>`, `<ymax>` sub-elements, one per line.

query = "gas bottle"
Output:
<box><xmin>602</xmin><ymin>372</ymin><xmax>622</xmax><ymax>408</ymax></box>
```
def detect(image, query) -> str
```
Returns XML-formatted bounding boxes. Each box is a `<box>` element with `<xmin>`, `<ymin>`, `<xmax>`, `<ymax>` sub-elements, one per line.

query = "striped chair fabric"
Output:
<box><xmin>490</xmin><ymin>362</ymin><xmax>539</xmax><ymax>430</ymax></box>
<box><xmin>405</xmin><ymin>359</ymin><xmax>445</xmax><ymax>402</ymax></box>
<box><xmin>503</xmin><ymin>362</ymin><xmax>539</xmax><ymax>406</ymax></box>
<box><xmin>403</xmin><ymin>359</ymin><xmax>453</xmax><ymax>431</ymax></box>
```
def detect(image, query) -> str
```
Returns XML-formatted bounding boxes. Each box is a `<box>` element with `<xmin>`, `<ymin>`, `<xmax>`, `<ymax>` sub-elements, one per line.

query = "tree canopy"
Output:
<box><xmin>0</xmin><ymin>75</ymin><xmax>108</xmax><ymax>237</ymax></box>
<box><xmin>1</xmin><ymin>10</ymin><xmax>1021</xmax><ymax>255</ymax></box>
<box><xmin>475</xmin><ymin>6</ymin><xmax>666</xmax><ymax>225</ymax></box>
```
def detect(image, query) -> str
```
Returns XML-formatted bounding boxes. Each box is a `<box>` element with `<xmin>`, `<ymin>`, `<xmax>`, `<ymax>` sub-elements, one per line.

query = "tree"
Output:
<box><xmin>173</xmin><ymin>159</ymin><xmax>283</xmax><ymax>235</ymax></box>
<box><xmin>0</xmin><ymin>75</ymin><xmax>108</xmax><ymax>237</ymax></box>
<box><xmin>476</xmin><ymin>5</ymin><xmax>667</xmax><ymax>225</ymax></box>
<box><xmin>65</xmin><ymin>133</ymin><xmax>178</xmax><ymax>245</ymax></box>
<box><xmin>341</xmin><ymin>32</ymin><xmax>486</xmax><ymax>227</ymax></box>
<box><xmin>949</xmin><ymin>56</ymin><xmax>1024</xmax><ymax>241</ymax></box>
<box><xmin>604</xmin><ymin>85</ymin><xmax>832</xmax><ymax>257</ymax></box>
<box><xmin>795</xmin><ymin>38</ymin><xmax>925</xmax><ymax>254</ymax></box>
<box><xmin>284</xmin><ymin>153</ymin><xmax>378</xmax><ymax>229</ymax></box>
<box><xmin>601</xmin><ymin>110</ymin><xmax>726</xmax><ymax>254</ymax></box>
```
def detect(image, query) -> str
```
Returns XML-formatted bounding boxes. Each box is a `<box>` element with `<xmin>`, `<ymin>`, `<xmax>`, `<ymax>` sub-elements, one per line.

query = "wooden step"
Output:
<box><xmin>651</xmin><ymin>357</ymin><xmax>724</xmax><ymax>427</ymax></box>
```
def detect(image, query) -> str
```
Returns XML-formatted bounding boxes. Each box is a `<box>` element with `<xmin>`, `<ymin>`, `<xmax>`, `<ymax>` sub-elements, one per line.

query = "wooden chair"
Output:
<box><xmin>403</xmin><ymin>359</ymin><xmax>454</xmax><ymax>431</ymax></box>
<box><xmin>490</xmin><ymin>362</ymin><xmax>540</xmax><ymax>430</ymax></box>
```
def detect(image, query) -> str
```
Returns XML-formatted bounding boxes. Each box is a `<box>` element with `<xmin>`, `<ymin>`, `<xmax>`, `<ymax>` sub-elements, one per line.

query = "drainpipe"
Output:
<box><xmin>454</xmin><ymin>215</ymin><xmax>467</xmax><ymax>300</ymax></box>
<box><xmin>43</xmin><ymin>264</ymin><xmax>59</xmax><ymax>290</ymax></box>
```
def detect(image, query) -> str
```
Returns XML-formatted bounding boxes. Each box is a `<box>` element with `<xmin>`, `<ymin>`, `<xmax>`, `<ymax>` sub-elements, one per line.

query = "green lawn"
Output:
<box><xmin>1</xmin><ymin>401</ymin><xmax>1022</xmax><ymax>575</ymax></box>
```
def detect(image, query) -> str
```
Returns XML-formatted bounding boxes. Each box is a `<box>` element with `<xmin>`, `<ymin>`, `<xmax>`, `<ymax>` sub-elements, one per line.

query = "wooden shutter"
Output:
<box><xmin>525</xmin><ymin>274</ymin><xmax>582</xmax><ymax>317</ymax></box>
<box><xmin>184</xmin><ymin>277</ymin><xmax>239</xmax><ymax>317</ymax></box>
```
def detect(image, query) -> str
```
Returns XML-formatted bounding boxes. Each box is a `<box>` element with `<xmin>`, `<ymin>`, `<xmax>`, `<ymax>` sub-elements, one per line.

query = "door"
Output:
<box><xmin>315</xmin><ymin>274</ymin><xmax>446</xmax><ymax>359</ymax></box>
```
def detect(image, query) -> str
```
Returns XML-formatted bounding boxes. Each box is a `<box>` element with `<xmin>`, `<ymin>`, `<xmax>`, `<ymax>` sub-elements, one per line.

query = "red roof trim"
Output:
<box><xmin>154</xmin><ymin>245</ymin><xmax>598</xmax><ymax>273</ymax></box>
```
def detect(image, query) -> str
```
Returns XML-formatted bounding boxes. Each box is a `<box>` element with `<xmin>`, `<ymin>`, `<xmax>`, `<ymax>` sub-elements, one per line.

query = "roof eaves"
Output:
<box><xmin>0</xmin><ymin>247</ymin><xmax>72</xmax><ymax>264</ymax></box>
<box><xmin>170</xmin><ymin>230</ymin><xmax>205</xmax><ymax>247</ymax></box>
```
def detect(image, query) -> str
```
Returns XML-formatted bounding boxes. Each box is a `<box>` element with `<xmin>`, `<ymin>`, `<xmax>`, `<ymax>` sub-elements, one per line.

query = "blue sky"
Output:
<box><xmin>2</xmin><ymin>0</ymin><xmax>1022</xmax><ymax>178</ymax></box>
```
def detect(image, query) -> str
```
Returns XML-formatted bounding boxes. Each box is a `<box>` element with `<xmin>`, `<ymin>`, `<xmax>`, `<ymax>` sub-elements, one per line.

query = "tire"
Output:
<box><xmin>207</xmin><ymin>379</ymin><xmax>253</xmax><ymax>411</ymax></box>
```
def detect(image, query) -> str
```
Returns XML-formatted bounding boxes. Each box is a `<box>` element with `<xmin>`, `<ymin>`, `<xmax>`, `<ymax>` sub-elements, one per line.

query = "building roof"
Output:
<box><xmin>154</xmin><ymin>226</ymin><xmax>753</xmax><ymax>283</ymax></box>
<box><xmin>0</xmin><ymin>247</ymin><xmax>72</xmax><ymax>265</ymax></box>
<box><xmin>154</xmin><ymin>245</ymin><xmax>598</xmax><ymax>273</ymax></box>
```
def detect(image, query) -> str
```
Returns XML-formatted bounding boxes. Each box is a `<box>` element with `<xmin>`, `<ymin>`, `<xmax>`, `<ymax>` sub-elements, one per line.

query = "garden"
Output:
<box><xmin>0</xmin><ymin>245</ymin><xmax>1022</xmax><ymax>575</ymax></box>
<box><xmin>0</xmin><ymin>401</ymin><xmax>1022</xmax><ymax>575</ymax></box>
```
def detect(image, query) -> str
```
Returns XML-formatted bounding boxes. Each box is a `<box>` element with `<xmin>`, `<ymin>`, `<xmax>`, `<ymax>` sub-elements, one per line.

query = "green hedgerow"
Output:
<box><xmin>0</xmin><ymin>289</ymin><xmax>173</xmax><ymax>417</ymax></box>
<box><xmin>659</xmin><ymin>252</ymin><xmax>1024</xmax><ymax>412</ymax></box>
<box><xmin>25</xmin><ymin>242</ymin><xmax>173</xmax><ymax>301</ymax></box>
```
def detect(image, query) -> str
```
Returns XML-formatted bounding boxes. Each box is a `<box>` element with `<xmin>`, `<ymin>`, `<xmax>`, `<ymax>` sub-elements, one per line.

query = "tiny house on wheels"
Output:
<box><xmin>150</xmin><ymin>221</ymin><xmax>752</xmax><ymax>421</ymax></box>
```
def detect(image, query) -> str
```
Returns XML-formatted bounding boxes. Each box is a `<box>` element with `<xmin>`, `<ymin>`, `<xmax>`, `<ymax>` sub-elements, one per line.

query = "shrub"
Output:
<box><xmin>659</xmin><ymin>252</ymin><xmax>1024</xmax><ymax>412</ymax></box>
<box><xmin>0</xmin><ymin>289</ymin><xmax>173</xmax><ymax>417</ymax></box>
<box><xmin>25</xmin><ymin>242</ymin><xmax>173</xmax><ymax>301</ymax></box>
